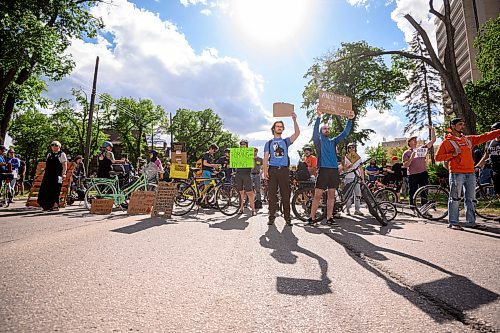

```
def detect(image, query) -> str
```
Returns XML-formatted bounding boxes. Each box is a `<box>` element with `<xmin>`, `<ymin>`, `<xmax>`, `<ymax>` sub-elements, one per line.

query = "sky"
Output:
<box><xmin>41</xmin><ymin>0</ymin><xmax>444</xmax><ymax>162</ymax></box>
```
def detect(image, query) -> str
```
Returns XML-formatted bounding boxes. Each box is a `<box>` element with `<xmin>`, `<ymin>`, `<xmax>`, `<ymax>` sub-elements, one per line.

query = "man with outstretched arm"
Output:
<box><xmin>308</xmin><ymin>108</ymin><xmax>354</xmax><ymax>225</ymax></box>
<box><xmin>263</xmin><ymin>113</ymin><xmax>300</xmax><ymax>226</ymax></box>
<box><xmin>435</xmin><ymin>118</ymin><xmax>500</xmax><ymax>231</ymax></box>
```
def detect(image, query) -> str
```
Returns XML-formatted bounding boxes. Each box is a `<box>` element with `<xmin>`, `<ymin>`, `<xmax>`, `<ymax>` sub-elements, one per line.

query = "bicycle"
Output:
<box><xmin>84</xmin><ymin>169</ymin><xmax>158</xmax><ymax>211</ymax></box>
<box><xmin>14</xmin><ymin>178</ymin><xmax>31</xmax><ymax>196</ymax></box>
<box><xmin>0</xmin><ymin>173</ymin><xmax>15</xmax><ymax>207</ymax></box>
<box><xmin>171</xmin><ymin>168</ymin><xmax>241</xmax><ymax>216</ymax></box>
<box><xmin>413</xmin><ymin>182</ymin><xmax>499</xmax><ymax>221</ymax></box>
<box><xmin>291</xmin><ymin>163</ymin><xmax>396</xmax><ymax>226</ymax></box>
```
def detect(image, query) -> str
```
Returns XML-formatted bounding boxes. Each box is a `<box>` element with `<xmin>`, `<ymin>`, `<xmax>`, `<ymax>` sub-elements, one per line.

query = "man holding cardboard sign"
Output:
<box><xmin>263</xmin><ymin>112</ymin><xmax>300</xmax><ymax>226</ymax></box>
<box><xmin>308</xmin><ymin>107</ymin><xmax>354</xmax><ymax>225</ymax></box>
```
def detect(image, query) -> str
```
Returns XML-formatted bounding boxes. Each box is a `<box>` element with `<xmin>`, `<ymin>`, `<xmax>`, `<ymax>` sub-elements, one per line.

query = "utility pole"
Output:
<box><xmin>85</xmin><ymin>56</ymin><xmax>99</xmax><ymax>172</ymax></box>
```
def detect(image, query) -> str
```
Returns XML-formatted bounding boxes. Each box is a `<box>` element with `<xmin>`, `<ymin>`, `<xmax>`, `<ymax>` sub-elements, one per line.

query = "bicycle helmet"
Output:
<box><xmin>303</xmin><ymin>146</ymin><xmax>312</xmax><ymax>152</ymax></box>
<box><xmin>492</xmin><ymin>122</ymin><xmax>500</xmax><ymax>130</ymax></box>
<box><xmin>102</xmin><ymin>141</ymin><xmax>113</xmax><ymax>148</ymax></box>
<box><xmin>347</xmin><ymin>142</ymin><xmax>357</xmax><ymax>148</ymax></box>
<box><xmin>224</xmin><ymin>148</ymin><xmax>230</xmax><ymax>153</ymax></box>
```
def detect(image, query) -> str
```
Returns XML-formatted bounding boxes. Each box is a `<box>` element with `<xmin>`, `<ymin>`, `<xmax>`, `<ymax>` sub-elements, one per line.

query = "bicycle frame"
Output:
<box><xmin>87</xmin><ymin>172</ymin><xmax>151</xmax><ymax>206</ymax></box>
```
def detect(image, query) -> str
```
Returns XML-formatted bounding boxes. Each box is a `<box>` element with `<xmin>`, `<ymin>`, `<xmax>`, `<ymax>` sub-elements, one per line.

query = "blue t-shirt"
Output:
<box><xmin>6</xmin><ymin>157</ymin><xmax>20</xmax><ymax>171</ymax></box>
<box><xmin>365</xmin><ymin>165</ymin><xmax>379</xmax><ymax>182</ymax></box>
<box><xmin>265</xmin><ymin>137</ymin><xmax>292</xmax><ymax>167</ymax></box>
<box><xmin>0</xmin><ymin>155</ymin><xmax>5</xmax><ymax>173</ymax></box>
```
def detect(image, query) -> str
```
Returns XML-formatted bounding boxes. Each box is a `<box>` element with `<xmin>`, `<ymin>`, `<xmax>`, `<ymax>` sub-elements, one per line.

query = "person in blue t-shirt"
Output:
<box><xmin>308</xmin><ymin>108</ymin><xmax>354</xmax><ymax>225</ymax></box>
<box><xmin>263</xmin><ymin>112</ymin><xmax>300</xmax><ymax>226</ymax></box>
<box><xmin>365</xmin><ymin>159</ymin><xmax>380</xmax><ymax>182</ymax></box>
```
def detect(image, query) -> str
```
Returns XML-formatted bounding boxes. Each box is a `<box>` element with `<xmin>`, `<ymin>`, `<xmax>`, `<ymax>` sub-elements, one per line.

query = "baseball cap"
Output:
<box><xmin>407</xmin><ymin>136</ymin><xmax>417</xmax><ymax>145</ymax></box>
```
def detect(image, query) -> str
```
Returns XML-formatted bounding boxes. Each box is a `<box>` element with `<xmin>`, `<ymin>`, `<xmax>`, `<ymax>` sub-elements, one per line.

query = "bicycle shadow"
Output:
<box><xmin>322</xmin><ymin>227</ymin><xmax>498</xmax><ymax>325</ymax></box>
<box><xmin>259</xmin><ymin>224</ymin><xmax>332</xmax><ymax>296</ymax></box>
<box><xmin>110</xmin><ymin>216</ymin><xmax>176</xmax><ymax>234</ymax></box>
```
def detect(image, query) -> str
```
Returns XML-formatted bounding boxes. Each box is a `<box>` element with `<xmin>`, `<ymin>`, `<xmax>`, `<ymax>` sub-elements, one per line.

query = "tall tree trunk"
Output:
<box><xmin>0</xmin><ymin>94</ymin><xmax>15</xmax><ymax>143</ymax></box>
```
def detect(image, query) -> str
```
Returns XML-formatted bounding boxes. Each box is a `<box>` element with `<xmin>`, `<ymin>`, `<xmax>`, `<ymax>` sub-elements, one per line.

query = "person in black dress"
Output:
<box><xmin>37</xmin><ymin>141</ymin><xmax>68</xmax><ymax>211</ymax></box>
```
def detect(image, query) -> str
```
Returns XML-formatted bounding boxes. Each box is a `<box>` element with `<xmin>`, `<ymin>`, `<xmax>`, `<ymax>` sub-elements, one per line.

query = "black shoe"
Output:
<box><xmin>326</xmin><ymin>217</ymin><xmax>337</xmax><ymax>225</ymax></box>
<box><xmin>285</xmin><ymin>220</ymin><xmax>293</xmax><ymax>226</ymax></box>
<box><xmin>267</xmin><ymin>217</ymin><xmax>275</xmax><ymax>225</ymax></box>
<box><xmin>306</xmin><ymin>217</ymin><xmax>315</xmax><ymax>225</ymax></box>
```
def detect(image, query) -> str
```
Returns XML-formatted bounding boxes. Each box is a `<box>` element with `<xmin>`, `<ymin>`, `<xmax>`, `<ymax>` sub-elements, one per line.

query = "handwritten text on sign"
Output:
<box><xmin>229</xmin><ymin>148</ymin><xmax>255</xmax><ymax>169</ymax></box>
<box><xmin>414</xmin><ymin>147</ymin><xmax>428</xmax><ymax>158</ymax></box>
<box><xmin>318</xmin><ymin>90</ymin><xmax>354</xmax><ymax>118</ymax></box>
<box><xmin>152</xmin><ymin>182</ymin><xmax>177</xmax><ymax>219</ymax></box>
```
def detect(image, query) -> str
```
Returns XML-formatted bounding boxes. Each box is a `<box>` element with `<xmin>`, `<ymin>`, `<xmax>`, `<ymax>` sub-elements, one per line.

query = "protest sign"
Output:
<box><xmin>169</xmin><ymin>163</ymin><xmax>189</xmax><ymax>179</ymax></box>
<box><xmin>152</xmin><ymin>182</ymin><xmax>177</xmax><ymax>219</ymax></box>
<box><xmin>318</xmin><ymin>90</ymin><xmax>354</xmax><ymax>118</ymax></box>
<box><xmin>415</xmin><ymin>147</ymin><xmax>428</xmax><ymax>158</ymax></box>
<box><xmin>128</xmin><ymin>191</ymin><xmax>156</xmax><ymax>215</ymax></box>
<box><xmin>346</xmin><ymin>151</ymin><xmax>361</xmax><ymax>164</ymax></box>
<box><xmin>229</xmin><ymin>148</ymin><xmax>255</xmax><ymax>169</ymax></box>
<box><xmin>273</xmin><ymin>102</ymin><xmax>294</xmax><ymax>117</ymax></box>
<box><xmin>90</xmin><ymin>199</ymin><xmax>114</xmax><ymax>214</ymax></box>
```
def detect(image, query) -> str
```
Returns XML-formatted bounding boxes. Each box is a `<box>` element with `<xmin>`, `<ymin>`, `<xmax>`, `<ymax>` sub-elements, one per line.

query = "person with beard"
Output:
<box><xmin>263</xmin><ymin>113</ymin><xmax>300</xmax><ymax>226</ymax></box>
<box><xmin>37</xmin><ymin>141</ymin><xmax>68</xmax><ymax>211</ymax></box>
<box><xmin>436</xmin><ymin>118</ymin><xmax>500</xmax><ymax>231</ymax></box>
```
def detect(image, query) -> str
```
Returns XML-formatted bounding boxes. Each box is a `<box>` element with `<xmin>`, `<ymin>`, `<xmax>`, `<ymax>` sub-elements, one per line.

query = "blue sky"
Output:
<box><xmin>41</xmin><ymin>0</ymin><xmax>443</xmax><ymax>162</ymax></box>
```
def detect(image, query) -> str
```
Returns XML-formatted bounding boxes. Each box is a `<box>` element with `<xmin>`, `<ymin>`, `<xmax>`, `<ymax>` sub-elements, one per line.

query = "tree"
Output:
<box><xmin>388</xmin><ymin>146</ymin><xmax>406</xmax><ymax>161</ymax></box>
<box><xmin>50</xmin><ymin>89</ymin><xmax>107</xmax><ymax>158</ymax></box>
<box><xmin>401</xmin><ymin>32</ymin><xmax>442</xmax><ymax>164</ymax></box>
<box><xmin>365</xmin><ymin>144</ymin><xmax>388</xmax><ymax>163</ymax></box>
<box><xmin>334</xmin><ymin>0</ymin><xmax>478</xmax><ymax>134</ymax></box>
<box><xmin>0</xmin><ymin>0</ymin><xmax>103</xmax><ymax>142</ymax></box>
<box><xmin>9</xmin><ymin>109</ymin><xmax>55</xmax><ymax>179</ymax></box>
<box><xmin>104</xmin><ymin>97</ymin><xmax>169</xmax><ymax>164</ymax></box>
<box><xmin>170</xmin><ymin>109</ymin><xmax>240</xmax><ymax>164</ymax></box>
<box><xmin>302</xmin><ymin>41</ymin><xmax>408</xmax><ymax>147</ymax></box>
<box><xmin>465</xmin><ymin>16</ymin><xmax>500</xmax><ymax>134</ymax></box>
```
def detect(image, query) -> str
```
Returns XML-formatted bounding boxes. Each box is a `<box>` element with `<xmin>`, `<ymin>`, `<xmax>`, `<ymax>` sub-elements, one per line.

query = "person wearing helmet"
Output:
<box><xmin>344</xmin><ymin>142</ymin><xmax>364</xmax><ymax>216</ymax></box>
<box><xmin>303</xmin><ymin>146</ymin><xmax>317</xmax><ymax>177</ymax></box>
<box><xmin>37</xmin><ymin>141</ymin><xmax>68</xmax><ymax>211</ymax></box>
<box><xmin>97</xmin><ymin>140</ymin><xmax>122</xmax><ymax>178</ymax></box>
<box><xmin>436</xmin><ymin>118</ymin><xmax>500</xmax><ymax>230</ymax></box>
<box><xmin>476</xmin><ymin>122</ymin><xmax>500</xmax><ymax>196</ymax></box>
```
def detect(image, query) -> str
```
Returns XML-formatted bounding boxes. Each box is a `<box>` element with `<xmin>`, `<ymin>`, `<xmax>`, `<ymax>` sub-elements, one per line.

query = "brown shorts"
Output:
<box><xmin>234</xmin><ymin>172</ymin><xmax>253</xmax><ymax>191</ymax></box>
<box><xmin>315</xmin><ymin>168</ymin><xmax>340</xmax><ymax>190</ymax></box>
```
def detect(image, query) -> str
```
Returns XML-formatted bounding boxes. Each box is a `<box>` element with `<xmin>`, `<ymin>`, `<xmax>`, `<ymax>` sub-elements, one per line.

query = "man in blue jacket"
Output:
<box><xmin>308</xmin><ymin>108</ymin><xmax>354</xmax><ymax>225</ymax></box>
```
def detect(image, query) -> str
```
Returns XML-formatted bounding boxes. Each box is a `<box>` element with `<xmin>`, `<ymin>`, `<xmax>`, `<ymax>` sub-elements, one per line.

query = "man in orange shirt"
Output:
<box><xmin>303</xmin><ymin>147</ymin><xmax>317</xmax><ymax>177</ymax></box>
<box><xmin>435</xmin><ymin>118</ymin><xmax>500</xmax><ymax>230</ymax></box>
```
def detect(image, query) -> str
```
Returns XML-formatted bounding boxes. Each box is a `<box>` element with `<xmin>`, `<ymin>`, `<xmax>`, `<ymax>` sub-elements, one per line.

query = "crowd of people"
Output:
<box><xmin>0</xmin><ymin>116</ymin><xmax>499</xmax><ymax>231</ymax></box>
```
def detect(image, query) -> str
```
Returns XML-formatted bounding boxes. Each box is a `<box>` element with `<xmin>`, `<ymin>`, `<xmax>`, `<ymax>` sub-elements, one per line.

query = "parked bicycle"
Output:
<box><xmin>171</xmin><ymin>168</ymin><xmax>241</xmax><ymax>216</ymax></box>
<box><xmin>291</xmin><ymin>163</ymin><xmax>396</xmax><ymax>226</ymax></box>
<box><xmin>0</xmin><ymin>172</ymin><xmax>15</xmax><ymax>207</ymax></box>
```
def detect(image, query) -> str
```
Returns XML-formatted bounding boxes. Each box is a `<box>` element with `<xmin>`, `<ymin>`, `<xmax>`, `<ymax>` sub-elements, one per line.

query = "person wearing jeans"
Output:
<box><xmin>436</xmin><ymin>118</ymin><xmax>500</xmax><ymax>230</ymax></box>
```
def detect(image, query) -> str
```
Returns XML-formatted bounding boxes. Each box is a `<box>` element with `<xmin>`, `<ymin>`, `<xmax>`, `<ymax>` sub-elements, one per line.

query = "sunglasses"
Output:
<box><xmin>51</xmin><ymin>144</ymin><xmax>59</xmax><ymax>147</ymax></box>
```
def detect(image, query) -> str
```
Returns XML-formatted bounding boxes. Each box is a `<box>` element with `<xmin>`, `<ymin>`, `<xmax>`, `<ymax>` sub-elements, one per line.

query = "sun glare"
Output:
<box><xmin>232</xmin><ymin>0</ymin><xmax>311</xmax><ymax>47</ymax></box>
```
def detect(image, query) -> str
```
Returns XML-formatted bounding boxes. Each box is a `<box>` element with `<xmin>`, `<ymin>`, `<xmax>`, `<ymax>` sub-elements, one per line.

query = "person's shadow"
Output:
<box><xmin>259</xmin><ymin>224</ymin><xmax>332</xmax><ymax>296</ymax></box>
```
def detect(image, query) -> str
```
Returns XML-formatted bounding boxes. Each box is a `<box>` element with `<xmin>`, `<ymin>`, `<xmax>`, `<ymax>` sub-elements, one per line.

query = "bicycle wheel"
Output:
<box><xmin>378</xmin><ymin>201</ymin><xmax>397</xmax><ymax>222</ymax></box>
<box><xmin>475</xmin><ymin>184</ymin><xmax>499</xmax><ymax>220</ymax></box>
<box><xmin>291</xmin><ymin>188</ymin><xmax>326</xmax><ymax>222</ymax></box>
<box><xmin>84</xmin><ymin>183</ymin><xmax>116</xmax><ymax>211</ymax></box>
<box><xmin>374</xmin><ymin>188</ymin><xmax>397</xmax><ymax>203</ymax></box>
<box><xmin>171</xmin><ymin>181</ymin><xmax>196</xmax><ymax>216</ymax></box>
<box><xmin>215</xmin><ymin>184</ymin><xmax>241</xmax><ymax>216</ymax></box>
<box><xmin>413</xmin><ymin>185</ymin><xmax>448</xmax><ymax>221</ymax></box>
<box><xmin>361</xmin><ymin>185</ymin><xmax>388</xmax><ymax>226</ymax></box>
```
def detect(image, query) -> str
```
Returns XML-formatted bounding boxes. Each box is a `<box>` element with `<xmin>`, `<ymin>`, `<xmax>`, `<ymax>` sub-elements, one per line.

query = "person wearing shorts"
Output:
<box><xmin>235</xmin><ymin>139</ymin><xmax>256</xmax><ymax>216</ymax></box>
<box><xmin>308</xmin><ymin>108</ymin><xmax>354</xmax><ymax>225</ymax></box>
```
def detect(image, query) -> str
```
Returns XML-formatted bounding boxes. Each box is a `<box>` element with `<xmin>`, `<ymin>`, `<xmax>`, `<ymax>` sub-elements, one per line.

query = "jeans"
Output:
<box><xmin>448</xmin><ymin>172</ymin><xmax>476</xmax><ymax>225</ymax></box>
<box><xmin>251</xmin><ymin>174</ymin><xmax>261</xmax><ymax>201</ymax></box>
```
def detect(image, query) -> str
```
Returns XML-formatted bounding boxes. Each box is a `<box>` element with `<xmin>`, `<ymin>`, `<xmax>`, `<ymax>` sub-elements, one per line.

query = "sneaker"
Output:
<box><xmin>354</xmin><ymin>210</ymin><xmax>364</xmax><ymax>216</ymax></box>
<box><xmin>306</xmin><ymin>217</ymin><xmax>315</xmax><ymax>225</ymax></box>
<box><xmin>333</xmin><ymin>212</ymin><xmax>341</xmax><ymax>219</ymax></box>
<box><xmin>267</xmin><ymin>217</ymin><xmax>275</xmax><ymax>225</ymax></box>
<box><xmin>326</xmin><ymin>217</ymin><xmax>337</xmax><ymax>225</ymax></box>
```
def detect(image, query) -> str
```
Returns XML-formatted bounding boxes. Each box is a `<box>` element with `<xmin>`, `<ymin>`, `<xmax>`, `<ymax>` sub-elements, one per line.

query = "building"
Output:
<box><xmin>435</xmin><ymin>0</ymin><xmax>500</xmax><ymax>114</ymax></box>
<box><xmin>381</xmin><ymin>137</ymin><xmax>425</xmax><ymax>150</ymax></box>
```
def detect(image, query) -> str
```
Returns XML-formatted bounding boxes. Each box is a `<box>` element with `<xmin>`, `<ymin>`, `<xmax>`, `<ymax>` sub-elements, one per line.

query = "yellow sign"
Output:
<box><xmin>346</xmin><ymin>151</ymin><xmax>361</xmax><ymax>164</ymax></box>
<box><xmin>169</xmin><ymin>163</ymin><xmax>190</xmax><ymax>179</ymax></box>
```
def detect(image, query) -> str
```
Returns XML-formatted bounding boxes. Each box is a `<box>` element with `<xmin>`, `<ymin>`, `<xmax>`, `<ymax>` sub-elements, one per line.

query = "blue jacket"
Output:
<box><xmin>313</xmin><ymin>117</ymin><xmax>352</xmax><ymax>169</ymax></box>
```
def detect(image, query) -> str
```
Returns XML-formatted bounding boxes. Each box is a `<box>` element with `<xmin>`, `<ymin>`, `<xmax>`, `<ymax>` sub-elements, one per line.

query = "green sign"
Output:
<box><xmin>229</xmin><ymin>148</ymin><xmax>254</xmax><ymax>169</ymax></box>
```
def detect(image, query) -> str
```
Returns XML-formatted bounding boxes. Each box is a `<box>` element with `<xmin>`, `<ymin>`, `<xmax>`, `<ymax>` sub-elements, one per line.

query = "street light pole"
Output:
<box><xmin>85</xmin><ymin>56</ymin><xmax>100</xmax><ymax>172</ymax></box>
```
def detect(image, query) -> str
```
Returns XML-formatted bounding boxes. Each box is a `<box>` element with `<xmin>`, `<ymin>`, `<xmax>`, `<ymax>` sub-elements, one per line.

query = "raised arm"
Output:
<box><xmin>289</xmin><ymin>112</ymin><xmax>300</xmax><ymax>144</ymax></box>
<box><xmin>425</xmin><ymin>125</ymin><xmax>436</xmax><ymax>149</ymax></box>
<box><xmin>313</xmin><ymin>109</ymin><xmax>321</xmax><ymax>146</ymax></box>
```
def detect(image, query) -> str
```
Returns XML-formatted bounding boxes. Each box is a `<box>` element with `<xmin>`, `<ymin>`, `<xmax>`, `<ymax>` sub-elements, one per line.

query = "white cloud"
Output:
<box><xmin>200</xmin><ymin>8</ymin><xmax>212</xmax><ymax>15</ymax></box>
<box><xmin>180</xmin><ymin>0</ymin><xmax>208</xmax><ymax>7</ymax></box>
<box><xmin>45</xmin><ymin>0</ymin><xmax>270</xmax><ymax>139</ymax></box>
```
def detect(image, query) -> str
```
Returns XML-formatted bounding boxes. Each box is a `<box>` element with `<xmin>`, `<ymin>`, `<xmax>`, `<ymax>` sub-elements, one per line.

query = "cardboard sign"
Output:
<box><xmin>415</xmin><ymin>147</ymin><xmax>428</xmax><ymax>158</ymax></box>
<box><xmin>90</xmin><ymin>199</ymin><xmax>114</xmax><ymax>214</ymax></box>
<box><xmin>229</xmin><ymin>148</ymin><xmax>255</xmax><ymax>169</ymax></box>
<box><xmin>127</xmin><ymin>191</ymin><xmax>156</xmax><ymax>215</ymax></box>
<box><xmin>318</xmin><ymin>90</ymin><xmax>354</xmax><ymax>118</ymax></box>
<box><xmin>273</xmin><ymin>102</ymin><xmax>294</xmax><ymax>117</ymax></box>
<box><xmin>172</xmin><ymin>152</ymin><xmax>188</xmax><ymax>164</ymax></box>
<box><xmin>172</xmin><ymin>142</ymin><xmax>187</xmax><ymax>152</ymax></box>
<box><xmin>152</xmin><ymin>182</ymin><xmax>177</xmax><ymax>219</ymax></box>
<box><xmin>346</xmin><ymin>151</ymin><xmax>361</xmax><ymax>164</ymax></box>
<box><xmin>169</xmin><ymin>163</ymin><xmax>189</xmax><ymax>179</ymax></box>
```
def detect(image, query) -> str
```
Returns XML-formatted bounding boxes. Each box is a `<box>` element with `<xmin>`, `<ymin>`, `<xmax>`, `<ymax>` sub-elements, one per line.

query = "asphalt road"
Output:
<box><xmin>1</xmin><ymin>201</ymin><xmax>499</xmax><ymax>332</ymax></box>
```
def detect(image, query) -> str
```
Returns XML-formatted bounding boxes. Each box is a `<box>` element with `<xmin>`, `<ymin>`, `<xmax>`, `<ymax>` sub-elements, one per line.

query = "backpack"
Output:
<box><xmin>444</xmin><ymin>137</ymin><xmax>472</xmax><ymax>170</ymax></box>
<box><xmin>295</xmin><ymin>161</ymin><xmax>310</xmax><ymax>181</ymax></box>
<box><xmin>266</xmin><ymin>139</ymin><xmax>290</xmax><ymax>167</ymax></box>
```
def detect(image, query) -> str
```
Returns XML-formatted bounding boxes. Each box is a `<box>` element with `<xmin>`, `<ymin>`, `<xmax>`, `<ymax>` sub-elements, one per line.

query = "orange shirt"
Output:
<box><xmin>435</xmin><ymin>129</ymin><xmax>500</xmax><ymax>173</ymax></box>
<box><xmin>304</xmin><ymin>155</ymin><xmax>318</xmax><ymax>175</ymax></box>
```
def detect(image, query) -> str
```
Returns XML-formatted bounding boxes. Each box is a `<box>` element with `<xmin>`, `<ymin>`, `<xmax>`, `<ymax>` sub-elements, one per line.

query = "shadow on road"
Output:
<box><xmin>321</xmin><ymin>227</ymin><xmax>499</xmax><ymax>325</ymax></box>
<box><xmin>110</xmin><ymin>216</ymin><xmax>175</xmax><ymax>234</ymax></box>
<box><xmin>259</xmin><ymin>224</ymin><xmax>332</xmax><ymax>296</ymax></box>
<box><xmin>208</xmin><ymin>214</ymin><xmax>252</xmax><ymax>231</ymax></box>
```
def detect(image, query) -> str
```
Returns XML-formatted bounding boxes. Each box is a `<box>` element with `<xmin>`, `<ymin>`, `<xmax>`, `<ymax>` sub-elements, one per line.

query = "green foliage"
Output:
<box><xmin>465</xmin><ymin>16</ymin><xmax>500</xmax><ymax>134</ymax></box>
<box><xmin>170</xmin><ymin>109</ymin><xmax>240</xmax><ymax>165</ymax></box>
<box><xmin>302</xmin><ymin>41</ymin><xmax>408</xmax><ymax>145</ymax></box>
<box><xmin>387</xmin><ymin>146</ymin><xmax>406</xmax><ymax>161</ymax></box>
<box><xmin>0</xmin><ymin>0</ymin><xmax>104</xmax><ymax>140</ymax></box>
<box><xmin>427</xmin><ymin>163</ymin><xmax>448</xmax><ymax>185</ymax></box>
<box><xmin>103</xmin><ymin>96</ymin><xmax>169</xmax><ymax>164</ymax></box>
<box><xmin>365</xmin><ymin>144</ymin><xmax>388</xmax><ymax>163</ymax></box>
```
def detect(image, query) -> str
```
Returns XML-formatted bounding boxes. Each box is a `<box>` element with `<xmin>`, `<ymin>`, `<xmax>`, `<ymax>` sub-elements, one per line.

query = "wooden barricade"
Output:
<box><xmin>26</xmin><ymin>162</ymin><xmax>75</xmax><ymax>208</ymax></box>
